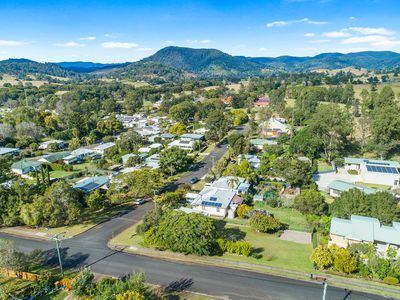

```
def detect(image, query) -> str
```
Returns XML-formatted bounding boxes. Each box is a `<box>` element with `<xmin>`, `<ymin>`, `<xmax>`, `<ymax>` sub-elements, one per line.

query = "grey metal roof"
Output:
<box><xmin>331</xmin><ymin>215</ymin><xmax>400</xmax><ymax>245</ymax></box>
<box><xmin>328</xmin><ymin>180</ymin><xmax>385</xmax><ymax>195</ymax></box>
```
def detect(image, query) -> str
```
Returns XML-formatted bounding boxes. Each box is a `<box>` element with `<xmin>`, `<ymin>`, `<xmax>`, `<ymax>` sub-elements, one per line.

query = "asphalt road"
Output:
<box><xmin>0</xmin><ymin>202</ymin><xmax>390</xmax><ymax>300</ymax></box>
<box><xmin>0</xmin><ymin>132</ymin><xmax>394</xmax><ymax>300</ymax></box>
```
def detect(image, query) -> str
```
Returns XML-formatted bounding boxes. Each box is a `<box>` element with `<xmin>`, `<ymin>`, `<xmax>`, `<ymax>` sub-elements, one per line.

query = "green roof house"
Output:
<box><xmin>11</xmin><ymin>159</ymin><xmax>42</xmax><ymax>176</ymax></box>
<box><xmin>330</xmin><ymin>215</ymin><xmax>400</xmax><ymax>257</ymax></box>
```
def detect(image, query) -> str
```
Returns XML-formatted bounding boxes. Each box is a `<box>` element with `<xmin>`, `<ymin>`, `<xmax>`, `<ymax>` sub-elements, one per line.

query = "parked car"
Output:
<box><xmin>190</xmin><ymin>177</ymin><xmax>199</xmax><ymax>184</ymax></box>
<box><xmin>135</xmin><ymin>199</ymin><xmax>146</xmax><ymax>205</ymax></box>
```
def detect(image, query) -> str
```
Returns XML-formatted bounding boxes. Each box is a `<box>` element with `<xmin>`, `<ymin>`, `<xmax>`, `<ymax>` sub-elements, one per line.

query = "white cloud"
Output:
<box><xmin>101</xmin><ymin>42</ymin><xmax>139</xmax><ymax>49</ymax></box>
<box><xmin>164</xmin><ymin>40</ymin><xmax>173</xmax><ymax>45</ymax></box>
<box><xmin>137</xmin><ymin>47</ymin><xmax>154</xmax><ymax>51</ymax></box>
<box><xmin>80</xmin><ymin>36</ymin><xmax>96</xmax><ymax>41</ymax></box>
<box><xmin>341</xmin><ymin>35</ymin><xmax>400</xmax><ymax>47</ymax></box>
<box><xmin>348</xmin><ymin>27</ymin><xmax>395</xmax><ymax>36</ymax></box>
<box><xmin>304</xmin><ymin>33</ymin><xmax>316</xmax><ymax>37</ymax></box>
<box><xmin>0</xmin><ymin>40</ymin><xmax>26</xmax><ymax>46</ymax></box>
<box><xmin>323</xmin><ymin>31</ymin><xmax>351</xmax><ymax>38</ymax></box>
<box><xmin>307</xmin><ymin>20</ymin><xmax>327</xmax><ymax>25</ymax></box>
<box><xmin>53</xmin><ymin>42</ymin><xmax>85</xmax><ymax>47</ymax></box>
<box><xmin>186</xmin><ymin>39</ymin><xmax>211</xmax><ymax>44</ymax></box>
<box><xmin>349</xmin><ymin>16</ymin><xmax>357</xmax><ymax>20</ymax></box>
<box><xmin>310</xmin><ymin>39</ymin><xmax>330</xmax><ymax>43</ymax></box>
<box><xmin>267</xmin><ymin>18</ymin><xmax>326</xmax><ymax>28</ymax></box>
<box><xmin>258</xmin><ymin>47</ymin><xmax>268</xmax><ymax>52</ymax></box>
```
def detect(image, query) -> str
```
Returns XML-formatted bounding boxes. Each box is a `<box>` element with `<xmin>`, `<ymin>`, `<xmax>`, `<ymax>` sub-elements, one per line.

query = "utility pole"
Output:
<box><xmin>322</xmin><ymin>281</ymin><xmax>327</xmax><ymax>300</ymax></box>
<box><xmin>52</xmin><ymin>233</ymin><xmax>65</xmax><ymax>276</ymax></box>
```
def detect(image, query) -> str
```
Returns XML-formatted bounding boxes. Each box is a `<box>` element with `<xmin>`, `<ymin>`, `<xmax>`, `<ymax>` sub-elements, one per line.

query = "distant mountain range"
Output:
<box><xmin>56</xmin><ymin>61</ymin><xmax>130</xmax><ymax>73</ymax></box>
<box><xmin>1</xmin><ymin>47</ymin><xmax>400</xmax><ymax>81</ymax></box>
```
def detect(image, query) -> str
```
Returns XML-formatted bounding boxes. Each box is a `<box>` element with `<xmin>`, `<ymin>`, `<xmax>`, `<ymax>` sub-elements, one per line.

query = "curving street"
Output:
<box><xmin>0</xmin><ymin>203</ymin><xmax>392</xmax><ymax>300</ymax></box>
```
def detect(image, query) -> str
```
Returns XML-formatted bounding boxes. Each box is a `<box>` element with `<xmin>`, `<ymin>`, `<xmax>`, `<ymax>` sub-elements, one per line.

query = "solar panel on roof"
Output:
<box><xmin>366</xmin><ymin>164</ymin><xmax>399</xmax><ymax>174</ymax></box>
<box><xmin>210</xmin><ymin>197</ymin><xmax>217</xmax><ymax>201</ymax></box>
<box><xmin>201</xmin><ymin>201</ymin><xmax>222</xmax><ymax>207</ymax></box>
<box><xmin>80</xmin><ymin>182</ymin><xmax>99</xmax><ymax>192</ymax></box>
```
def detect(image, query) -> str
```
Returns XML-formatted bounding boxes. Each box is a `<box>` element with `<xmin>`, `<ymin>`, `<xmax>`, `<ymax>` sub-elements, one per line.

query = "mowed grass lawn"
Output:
<box><xmin>111</xmin><ymin>222</ymin><xmax>314</xmax><ymax>273</ymax></box>
<box><xmin>253</xmin><ymin>202</ymin><xmax>312</xmax><ymax>232</ymax></box>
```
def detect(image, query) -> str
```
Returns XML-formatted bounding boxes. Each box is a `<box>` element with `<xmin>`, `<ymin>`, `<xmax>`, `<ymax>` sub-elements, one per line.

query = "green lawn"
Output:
<box><xmin>110</xmin><ymin>221</ymin><xmax>314</xmax><ymax>273</ymax></box>
<box><xmin>49</xmin><ymin>170</ymin><xmax>76</xmax><ymax>179</ymax></box>
<box><xmin>317</xmin><ymin>161</ymin><xmax>333</xmax><ymax>172</ymax></box>
<box><xmin>355</xmin><ymin>181</ymin><xmax>392</xmax><ymax>190</ymax></box>
<box><xmin>253</xmin><ymin>202</ymin><xmax>312</xmax><ymax>232</ymax></box>
<box><xmin>37</xmin><ymin>290</ymin><xmax>67</xmax><ymax>300</ymax></box>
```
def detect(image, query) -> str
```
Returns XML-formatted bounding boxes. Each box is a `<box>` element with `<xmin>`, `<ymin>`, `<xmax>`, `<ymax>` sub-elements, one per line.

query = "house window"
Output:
<box><xmin>202</xmin><ymin>205</ymin><xmax>205</xmax><ymax>210</ymax></box>
<box><xmin>216</xmin><ymin>207</ymin><xmax>220</xmax><ymax>212</ymax></box>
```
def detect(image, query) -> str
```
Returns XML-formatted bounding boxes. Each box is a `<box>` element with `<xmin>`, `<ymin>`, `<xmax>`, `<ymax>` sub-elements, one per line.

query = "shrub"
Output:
<box><xmin>236</xmin><ymin>204</ymin><xmax>253</xmax><ymax>218</ymax></box>
<box><xmin>72</xmin><ymin>268</ymin><xmax>94</xmax><ymax>297</ymax></box>
<box><xmin>217</xmin><ymin>239</ymin><xmax>252</xmax><ymax>256</ymax></box>
<box><xmin>249</xmin><ymin>213</ymin><xmax>281</xmax><ymax>233</ymax></box>
<box><xmin>267</xmin><ymin>196</ymin><xmax>281</xmax><ymax>208</ymax></box>
<box><xmin>347</xmin><ymin>169</ymin><xmax>358</xmax><ymax>175</ymax></box>
<box><xmin>310</xmin><ymin>246</ymin><xmax>333</xmax><ymax>270</ymax></box>
<box><xmin>383</xmin><ymin>276</ymin><xmax>399</xmax><ymax>285</ymax></box>
<box><xmin>332</xmin><ymin>248</ymin><xmax>357</xmax><ymax>274</ymax></box>
<box><xmin>116</xmin><ymin>290</ymin><xmax>146</xmax><ymax>300</ymax></box>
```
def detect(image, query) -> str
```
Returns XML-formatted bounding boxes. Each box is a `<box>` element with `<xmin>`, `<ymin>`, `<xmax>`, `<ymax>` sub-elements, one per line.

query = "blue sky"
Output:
<box><xmin>0</xmin><ymin>0</ymin><xmax>399</xmax><ymax>62</ymax></box>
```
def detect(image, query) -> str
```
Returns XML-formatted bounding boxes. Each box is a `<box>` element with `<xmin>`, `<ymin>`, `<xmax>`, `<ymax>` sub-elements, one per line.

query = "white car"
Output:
<box><xmin>135</xmin><ymin>199</ymin><xmax>146</xmax><ymax>205</ymax></box>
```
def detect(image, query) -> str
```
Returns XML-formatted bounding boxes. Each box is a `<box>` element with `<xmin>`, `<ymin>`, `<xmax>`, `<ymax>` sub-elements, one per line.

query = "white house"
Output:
<box><xmin>63</xmin><ymin>148</ymin><xmax>97</xmax><ymax>164</ymax></box>
<box><xmin>92</xmin><ymin>142</ymin><xmax>116</xmax><ymax>155</ymax></box>
<box><xmin>181</xmin><ymin>133</ymin><xmax>205</xmax><ymax>141</ymax></box>
<box><xmin>0</xmin><ymin>147</ymin><xmax>20</xmax><ymax>157</ymax></box>
<box><xmin>191</xmin><ymin>187</ymin><xmax>238</xmax><ymax>218</ymax></box>
<box><xmin>190</xmin><ymin>176</ymin><xmax>249</xmax><ymax>218</ymax></box>
<box><xmin>344</xmin><ymin>157</ymin><xmax>400</xmax><ymax>187</ymax></box>
<box><xmin>38</xmin><ymin>140</ymin><xmax>67</xmax><ymax>150</ymax></box>
<box><xmin>168</xmin><ymin>139</ymin><xmax>194</xmax><ymax>151</ymax></box>
<box><xmin>330</xmin><ymin>215</ymin><xmax>400</xmax><ymax>258</ymax></box>
<box><xmin>145</xmin><ymin>154</ymin><xmax>160</xmax><ymax>169</ymax></box>
<box><xmin>238</xmin><ymin>154</ymin><xmax>261</xmax><ymax>169</ymax></box>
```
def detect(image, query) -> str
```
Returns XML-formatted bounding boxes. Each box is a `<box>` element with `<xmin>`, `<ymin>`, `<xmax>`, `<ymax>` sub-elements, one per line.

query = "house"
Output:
<box><xmin>138</xmin><ymin>147</ymin><xmax>152</xmax><ymax>154</ymax></box>
<box><xmin>181</xmin><ymin>133</ymin><xmax>205</xmax><ymax>141</ymax></box>
<box><xmin>266</xmin><ymin>118</ymin><xmax>290</xmax><ymax>137</ymax></box>
<box><xmin>73</xmin><ymin>176</ymin><xmax>110</xmax><ymax>194</ymax></box>
<box><xmin>121</xmin><ymin>153</ymin><xmax>137</xmax><ymax>165</ymax></box>
<box><xmin>250</xmin><ymin>138</ymin><xmax>277</xmax><ymax>150</ymax></box>
<box><xmin>63</xmin><ymin>148</ymin><xmax>98</xmax><ymax>165</ymax></box>
<box><xmin>344</xmin><ymin>157</ymin><xmax>400</xmax><ymax>187</ymax></box>
<box><xmin>136</xmin><ymin>125</ymin><xmax>160</xmax><ymax>136</ymax></box>
<box><xmin>38</xmin><ymin>151</ymin><xmax>70</xmax><ymax>164</ymax></box>
<box><xmin>114</xmin><ymin>113</ymin><xmax>146</xmax><ymax>128</ymax></box>
<box><xmin>253</xmin><ymin>194</ymin><xmax>264</xmax><ymax>202</ymax></box>
<box><xmin>11</xmin><ymin>159</ymin><xmax>42</xmax><ymax>175</ymax></box>
<box><xmin>190</xmin><ymin>176</ymin><xmax>249</xmax><ymax>218</ymax></box>
<box><xmin>149</xmin><ymin>143</ymin><xmax>163</xmax><ymax>150</ymax></box>
<box><xmin>328</xmin><ymin>180</ymin><xmax>389</xmax><ymax>198</ymax></box>
<box><xmin>168</xmin><ymin>139</ymin><xmax>194</xmax><ymax>151</ymax></box>
<box><xmin>329</xmin><ymin>215</ymin><xmax>400</xmax><ymax>258</ymax></box>
<box><xmin>254</xmin><ymin>96</ymin><xmax>270</xmax><ymax>107</ymax></box>
<box><xmin>194</xmin><ymin>127</ymin><xmax>207</xmax><ymax>135</ymax></box>
<box><xmin>92</xmin><ymin>142</ymin><xmax>116</xmax><ymax>155</ymax></box>
<box><xmin>238</xmin><ymin>154</ymin><xmax>261</xmax><ymax>169</ymax></box>
<box><xmin>38</xmin><ymin>140</ymin><xmax>67</xmax><ymax>150</ymax></box>
<box><xmin>191</xmin><ymin>187</ymin><xmax>238</xmax><ymax>218</ymax></box>
<box><xmin>0</xmin><ymin>147</ymin><xmax>20</xmax><ymax>157</ymax></box>
<box><xmin>206</xmin><ymin>176</ymin><xmax>250</xmax><ymax>194</ymax></box>
<box><xmin>145</xmin><ymin>154</ymin><xmax>160</xmax><ymax>169</ymax></box>
<box><xmin>160</xmin><ymin>133</ymin><xmax>175</xmax><ymax>140</ymax></box>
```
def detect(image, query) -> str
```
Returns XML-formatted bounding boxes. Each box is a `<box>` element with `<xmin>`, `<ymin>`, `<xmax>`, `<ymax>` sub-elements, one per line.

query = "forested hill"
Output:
<box><xmin>141</xmin><ymin>46</ymin><xmax>262</xmax><ymax>76</ymax></box>
<box><xmin>0</xmin><ymin>59</ymin><xmax>76</xmax><ymax>78</ymax></box>
<box><xmin>243</xmin><ymin>51</ymin><xmax>400</xmax><ymax>71</ymax></box>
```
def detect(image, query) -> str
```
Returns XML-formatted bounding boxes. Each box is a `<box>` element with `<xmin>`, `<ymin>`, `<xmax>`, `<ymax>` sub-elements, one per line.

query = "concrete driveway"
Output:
<box><xmin>313</xmin><ymin>169</ymin><xmax>362</xmax><ymax>191</ymax></box>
